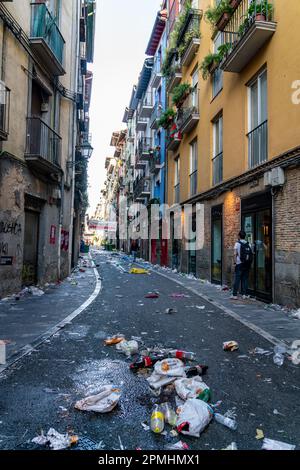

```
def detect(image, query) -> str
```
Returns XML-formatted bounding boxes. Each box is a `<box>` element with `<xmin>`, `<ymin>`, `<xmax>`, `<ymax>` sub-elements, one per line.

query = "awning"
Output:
<box><xmin>135</xmin><ymin>58</ymin><xmax>154</xmax><ymax>99</ymax></box>
<box><xmin>145</xmin><ymin>9</ymin><xmax>167</xmax><ymax>56</ymax></box>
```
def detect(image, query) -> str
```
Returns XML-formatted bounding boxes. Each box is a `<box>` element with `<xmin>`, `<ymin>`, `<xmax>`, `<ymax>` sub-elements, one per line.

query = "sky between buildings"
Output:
<box><xmin>88</xmin><ymin>0</ymin><xmax>162</xmax><ymax>217</ymax></box>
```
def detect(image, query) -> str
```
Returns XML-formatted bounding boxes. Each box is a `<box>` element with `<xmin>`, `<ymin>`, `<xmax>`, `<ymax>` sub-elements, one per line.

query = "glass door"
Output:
<box><xmin>211</xmin><ymin>205</ymin><xmax>222</xmax><ymax>284</ymax></box>
<box><xmin>242</xmin><ymin>208</ymin><xmax>272</xmax><ymax>301</ymax></box>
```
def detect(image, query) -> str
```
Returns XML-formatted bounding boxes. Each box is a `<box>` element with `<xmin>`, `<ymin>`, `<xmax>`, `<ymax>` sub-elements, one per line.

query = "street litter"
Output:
<box><xmin>154</xmin><ymin>358</ymin><xmax>186</xmax><ymax>377</ymax></box>
<box><xmin>129</xmin><ymin>268</ymin><xmax>148</xmax><ymax>274</ymax></box>
<box><xmin>253</xmin><ymin>347</ymin><xmax>272</xmax><ymax>356</ymax></box>
<box><xmin>165</xmin><ymin>308</ymin><xmax>177</xmax><ymax>314</ymax></box>
<box><xmin>273</xmin><ymin>345</ymin><xmax>286</xmax><ymax>366</ymax></box>
<box><xmin>75</xmin><ymin>386</ymin><xmax>121</xmax><ymax>413</ymax></box>
<box><xmin>104</xmin><ymin>335</ymin><xmax>125</xmax><ymax>346</ymax></box>
<box><xmin>161</xmin><ymin>402</ymin><xmax>177</xmax><ymax>427</ymax></box>
<box><xmin>223</xmin><ymin>341</ymin><xmax>239</xmax><ymax>351</ymax></box>
<box><xmin>145</xmin><ymin>293</ymin><xmax>159</xmax><ymax>298</ymax></box>
<box><xmin>165</xmin><ymin>441</ymin><xmax>189</xmax><ymax>450</ymax></box>
<box><xmin>255</xmin><ymin>429</ymin><xmax>264</xmax><ymax>440</ymax></box>
<box><xmin>175</xmin><ymin>376</ymin><xmax>210</xmax><ymax>401</ymax></box>
<box><xmin>196</xmin><ymin>305</ymin><xmax>205</xmax><ymax>310</ymax></box>
<box><xmin>177</xmin><ymin>399</ymin><xmax>213</xmax><ymax>437</ymax></box>
<box><xmin>222</xmin><ymin>442</ymin><xmax>238</xmax><ymax>450</ymax></box>
<box><xmin>261</xmin><ymin>438</ymin><xmax>295</xmax><ymax>450</ymax></box>
<box><xmin>214</xmin><ymin>413</ymin><xmax>237</xmax><ymax>430</ymax></box>
<box><xmin>292</xmin><ymin>309</ymin><xmax>300</xmax><ymax>320</ymax></box>
<box><xmin>30</xmin><ymin>286</ymin><xmax>45</xmax><ymax>296</ymax></box>
<box><xmin>116</xmin><ymin>340</ymin><xmax>139</xmax><ymax>356</ymax></box>
<box><xmin>147</xmin><ymin>372</ymin><xmax>177</xmax><ymax>390</ymax></box>
<box><xmin>32</xmin><ymin>428</ymin><xmax>77</xmax><ymax>450</ymax></box>
<box><xmin>150</xmin><ymin>404</ymin><xmax>165</xmax><ymax>433</ymax></box>
<box><xmin>141</xmin><ymin>422</ymin><xmax>150</xmax><ymax>431</ymax></box>
<box><xmin>171</xmin><ymin>293</ymin><xmax>189</xmax><ymax>298</ymax></box>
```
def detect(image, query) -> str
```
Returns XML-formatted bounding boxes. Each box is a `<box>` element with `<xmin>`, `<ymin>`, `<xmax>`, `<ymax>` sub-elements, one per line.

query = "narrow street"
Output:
<box><xmin>0</xmin><ymin>251</ymin><xmax>299</xmax><ymax>451</ymax></box>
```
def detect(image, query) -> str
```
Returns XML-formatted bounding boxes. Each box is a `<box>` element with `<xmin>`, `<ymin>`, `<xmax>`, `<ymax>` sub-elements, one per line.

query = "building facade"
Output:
<box><xmin>164</xmin><ymin>0</ymin><xmax>300</xmax><ymax>306</ymax></box>
<box><xmin>0</xmin><ymin>1</ymin><xmax>95</xmax><ymax>298</ymax></box>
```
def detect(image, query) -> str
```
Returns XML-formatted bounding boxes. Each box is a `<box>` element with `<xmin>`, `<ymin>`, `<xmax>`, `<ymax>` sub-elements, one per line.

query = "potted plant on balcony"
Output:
<box><xmin>158</xmin><ymin>108</ymin><xmax>176</xmax><ymax>129</ymax></box>
<box><xmin>205</xmin><ymin>0</ymin><xmax>233</xmax><ymax>31</ymax></box>
<box><xmin>200</xmin><ymin>53</ymin><xmax>220</xmax><ymax>79</ymax></box>
<box><xmin>172</xmin><ymin>83</ymin><xmax>192</xmax><ymax>108</ymax></box>
<box><xmin>248</xmin><ymin>0</ymin><xmax>273</xmax><ymax>21</ymax></box>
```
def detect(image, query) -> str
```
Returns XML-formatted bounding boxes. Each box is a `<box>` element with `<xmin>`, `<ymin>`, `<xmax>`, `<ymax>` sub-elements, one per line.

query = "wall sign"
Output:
<box><xmin>0</xmin><ymin>256</ymin><xmax>13</xmax><ymax>266</ymax></box>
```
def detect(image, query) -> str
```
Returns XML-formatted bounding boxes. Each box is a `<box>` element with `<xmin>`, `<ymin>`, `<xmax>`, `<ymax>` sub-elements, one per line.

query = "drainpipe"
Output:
<box><xmin>271</xmin><ymin>187</ymin><xmax>276</xmax><ymax>304</ymax></box>
<box><xmin>57</xmin><ymin>174</ymin><xmax>64</xmax><ymax>281</ymax></box>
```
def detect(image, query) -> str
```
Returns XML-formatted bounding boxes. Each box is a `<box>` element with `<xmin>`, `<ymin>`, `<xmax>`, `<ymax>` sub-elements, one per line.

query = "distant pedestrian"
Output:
<box><xmin>231</xmin><ymin>230</ymin><xmax>253</xmax><ymax>300</ymax></box>
<box><xmin>130</xmin><ymin>239</ymin><xmax>138</xmax><ymax>262</ymax></box>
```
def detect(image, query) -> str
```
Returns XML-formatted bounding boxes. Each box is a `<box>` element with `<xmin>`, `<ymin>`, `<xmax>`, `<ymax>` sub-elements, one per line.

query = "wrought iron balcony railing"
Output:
<box><xmin>247</xmin><ymin>120</ymin><xmax>268</xmax><ymax>168</ymax></box>
<box><xmin>212</xmin><ymin>151</ymin><xmax>223</xmax><ymax>186</ymax></box>
<box><xmin>25</xmin><ymin>116</ymin><xmax>61</xmax><ymax>168</ymax></box>
<box><xmin>174</xmin><ymin>183</ymin><xmax>180</xmax><ymax>204</ymax></box>
<box><xmin>176</xmin><ymin>89</ymin><xmax>199</xmax><ymax>134</ymax></box>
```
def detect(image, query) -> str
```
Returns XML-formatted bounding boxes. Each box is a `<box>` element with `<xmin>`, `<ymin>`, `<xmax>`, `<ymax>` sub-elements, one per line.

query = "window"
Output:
<box><xmin>174</xmin><ymin>157</ymin><xmax>180</xmax><ymax>203</ymax></box>
<box><xmin>191</xmin><ymin>68</ymin><xmax>199</xmax><ymax>109</ymax></box>
<box><xmin>212</xmin><ymin>115</ymin><xmax>223</xmax><ymax>185</ymax></box>
<box><xmin>189</xmin><ymin>139</ymin><xmax>198</xmax><ymax>196</ymax></box>
<box><xmin>248</xmin><ymin>69</ymin><xmax>268</xmax><ymax>168</ymax></box>
<box><xmin>212</xmin><ymin>33</ymin><xmax>223</xmax><ymax>98</ymax></box>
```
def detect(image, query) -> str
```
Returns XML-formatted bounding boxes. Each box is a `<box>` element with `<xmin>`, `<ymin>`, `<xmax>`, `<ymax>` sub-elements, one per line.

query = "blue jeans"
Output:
<box><xmin>131</xmin><ymin>250</ymin><xmax>137</xmax><ymax>261</ymax></box>
<box><xmin>233</xmin><ymin>264</ymin><xmax>249</xmax><ymax>296</ymax></box>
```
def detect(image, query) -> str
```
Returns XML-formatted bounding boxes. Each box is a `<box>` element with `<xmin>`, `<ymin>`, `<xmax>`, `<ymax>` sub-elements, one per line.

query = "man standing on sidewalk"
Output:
<box><xmin>231</xmin><ymin>230</ymin><xmax>253</xmax><ymax>300</ymax></box>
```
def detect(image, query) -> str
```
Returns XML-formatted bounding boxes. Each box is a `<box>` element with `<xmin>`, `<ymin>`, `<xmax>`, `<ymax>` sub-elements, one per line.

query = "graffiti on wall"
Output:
<box><xmin>0</xmin><ymin>218</ymin><xmax>22</xmax><ymax>267</ymax></box>
<box><xmin>0</xmin><ymin>221</ymin><xmax>22</xmax><ymax>235</ymax></box>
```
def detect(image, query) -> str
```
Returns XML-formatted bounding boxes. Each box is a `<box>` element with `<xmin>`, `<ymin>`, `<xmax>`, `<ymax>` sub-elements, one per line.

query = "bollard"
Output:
<box><xmin>0</xmin><ymin>340</ymin><xmax>6</xmax><ymax>365</ymax></box>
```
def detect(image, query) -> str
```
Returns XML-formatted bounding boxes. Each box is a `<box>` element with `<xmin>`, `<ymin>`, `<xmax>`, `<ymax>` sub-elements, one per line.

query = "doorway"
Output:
<box><xmin>211</xmin><ymin>205</ymin><xmax>223</xmax><ymax>284</ymax></box>
<box><xmin>242</xmin><ymin>193</ymin><xmax>272</xmax><ymax>302</ymax></box>
<box><xmin>22</xmin><ymin>210</ymin><xmax>39</xmax><ymax>285</ymax></box>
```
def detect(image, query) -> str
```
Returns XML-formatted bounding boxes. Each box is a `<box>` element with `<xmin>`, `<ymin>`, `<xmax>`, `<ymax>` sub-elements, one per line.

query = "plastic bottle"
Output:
<box><xmin>130</xmin><ymin>354</ymin><xmax>165</xmax><ymax>371</ymax></box>
<box><xmin>169</xmin><ymin>350</ymin><xmax>196</xmax><ymax>360</ymax></box>
<box><xmin>150</xmin><ymin>405</ymin><xmax>165</xmax><ymax>434</ymax></box>
<box><xmin>185</xmin><ymin>365</ymin><xmax>208</xmax><ymax>377</ymax></box>
<box><xmin>197</xmin><ymin>388</ymin><xmax>211</xmax><ymax>403</ymax></box>
<box><xmin>214</xmin><ymin>413</ymin><xmax>237</xmax><ymax>430</ymax></box>
<box><xmin>161</xmin><ymin>402</ymin><xmax>177</xmax><ymax>427</ymax></box>
<box><xmin>273</xmin><ymin>345</ymin><xmax>286</xmax><ymax>366</ymax></box>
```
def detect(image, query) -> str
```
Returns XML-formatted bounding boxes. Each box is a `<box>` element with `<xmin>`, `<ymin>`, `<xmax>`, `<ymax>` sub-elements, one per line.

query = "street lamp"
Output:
<box><xmin>78</xmin><ymin>142</ymin><xmax>94</xmax><ymax>160</ymax></box>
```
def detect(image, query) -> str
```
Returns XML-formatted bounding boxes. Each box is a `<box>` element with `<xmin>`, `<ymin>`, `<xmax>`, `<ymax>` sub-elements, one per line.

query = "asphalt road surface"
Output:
<box><xmin>0</xmin><ymin>251</ymin><xmax>299</xmax><ymax>451</ymax></box>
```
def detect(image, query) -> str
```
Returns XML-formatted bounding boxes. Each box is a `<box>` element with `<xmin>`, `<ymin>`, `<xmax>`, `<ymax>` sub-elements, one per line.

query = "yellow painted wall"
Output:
<box><xmin>167</xmin><ymin>0</ymin><xmax>300</xmax><ymax>204</ymax></box>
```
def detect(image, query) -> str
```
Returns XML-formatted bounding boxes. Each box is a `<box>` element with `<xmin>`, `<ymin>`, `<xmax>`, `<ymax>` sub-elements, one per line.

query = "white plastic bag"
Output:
<box><xmin>176</xmin><ymin>398</ymin><xmax>213</xmax><ymax>437</ymax></box>
<box><xmin>261</xmin><ymin>438</ymin><xmax>295</xmax><ymax>450</ymax></box>
<box><xmin>147</xmin><ymin>372</ymin><xmax>176</xmax><ymax>390</ymax></box>
<box><xmin>175</xmin><ymin>377</ymin><xmax>210</xmax><ymax>400</ymax></box>
<box><xmin>116</xmin><ymin>340</ymin><xmax>139</xmax><ymax>356</ymax></box>
<box><xmin>154</xmin><ymin>358</ymin><xmax>186</xmax><ymax>377</ymax></box>
<box><xmin>75</xmin><ymin>385</ymin><xmax>121</xmax><ymax>413</ymax></box>
<box><xmin>32</xmin><ymin>428</ymin><xmax>70</xmax><ymax>450</ymax></box>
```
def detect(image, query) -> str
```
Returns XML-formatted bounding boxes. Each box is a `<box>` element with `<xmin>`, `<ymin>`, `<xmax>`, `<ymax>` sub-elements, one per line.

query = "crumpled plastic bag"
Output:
<box><xmin>154</xmin><ymin>358</ymin><xmax>186</xmax><ymax>377</ymax></box>
<box><xmin>116</xmin><ymin>340</ymin><xmax>139</xmax><ymax>356</ymax></box>
<box><xmin>75</xmin><ymin>385</ymin><xmax>121</xmax><ymax>413</ymax></box>
<box><xmin>176</xmin><ymin>398</ymin><xmax>213</xmax><ymax>437</ymax></box>
<box><xmin>175</xmin><ymin>376</ymin><xmax>210</xmax><ymax>400</ymax></box>
<box><xmin>147</xmin><ymin>372</ymin><xmax>177</xmax><ymax>390</ymax></box>
<box><xmin>32</xmin><ymin>428</ymin><xmax>72</xmax><ymax>450</ymax></box>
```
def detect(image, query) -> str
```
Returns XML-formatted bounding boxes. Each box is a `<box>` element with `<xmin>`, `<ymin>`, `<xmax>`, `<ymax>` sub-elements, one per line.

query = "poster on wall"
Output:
<box><xmin>50</xmin><ymin>225</ymin><xmax>56</xmax><ymax>245</ymax></box>
<box><xmin>60</xmin><ymin>229</ymin><xmax>69</xmax><ymax>252</ymax></box>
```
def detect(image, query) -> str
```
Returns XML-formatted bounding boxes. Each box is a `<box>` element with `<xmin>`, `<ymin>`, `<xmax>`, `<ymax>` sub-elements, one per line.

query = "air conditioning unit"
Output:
<box><xmin>264</xmin><ymin>167</ymin><xmax>285</xmax><ymax>187</ymax></box>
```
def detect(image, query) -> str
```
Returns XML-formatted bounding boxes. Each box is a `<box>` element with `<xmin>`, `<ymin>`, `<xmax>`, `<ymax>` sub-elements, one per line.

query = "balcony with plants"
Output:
<box><xmin>162</xmin><ymin>49</ymin><xmax>182</xmax><ymax>93</ymax></box>
<box><xmin>174</xmin><ymin>84</ymin><xmax>200</xmax><ymax>134</ymax></box>
<box><xmin>205</xmin><ymin>0</ymin><xmax>276</xmax><ymax>73</ymax></box>
<box><xmin>30</xmin><ymin>2</ymin><xmax>65</xmax><ymax>76</ymax></box>
<box><xmin>200</xmin><ymin>43</ymin><xmax>231</xmax><ymax>79</ymax></box>
<box><xmin>176</xmin><ymin>4</ymin><xmax>202</xmax><ymax>68</ymax></box>
<box><xmin>150</xmin><ymin>101</ymin><xmax>162</xmax><ymax>130</ymax></box>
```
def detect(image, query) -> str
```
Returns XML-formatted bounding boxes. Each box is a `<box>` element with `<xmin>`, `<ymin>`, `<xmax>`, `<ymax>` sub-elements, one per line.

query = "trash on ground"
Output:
<box><xmin>252</xmin><ymin>347</ymin><xmax>272</xmax><ymax>356</ymax></box>
<box><xmin>292</xmin><ymin>309</ymin><xmax>300</xmax><ymax>320</ymax></box>
<box><xmin>185</xmin><ymin>364</ymin><xmax>208</xmax><ymax>377</ymax></box>
<box><xmin>169</xmin><ymin>429</ymin><xmax>178</xmax><ymax>437</ymax></box>
<box><xmin>255</xmin><ymin>429</ymin><xmax>265</xmax><ymax>440</ymax></box>
<box><xmin>129</xmin><ymin>268</ymin><xmax>148</xmax><ymax>275</ymax></box>
<box><xmin>130</xmin><ymin>353</ymin><xmax>165</xmax><ymax>371</ymax></box>
<box><xmin>30</xmin><ymin>287</ymin><xmax>45</xmax><ymax>296</ymax></box>
<box><xmin>223</xmin><ymin>341</ymin><xmax>239</xmax><ymax>351</ymax></box>
<box><xmin>154</xmin><ymin>358</ymin><xmax>186</xmax><ymax>377</ymax></box>
<box><xmin>171</xmin><ymin>293</ymin><xmax>189</xmax><ymax>298</ymax></box>
<box><xmin>141</xmin><ymin>422</ymin><xmax>150</xmax><ymax>431</ymax></box>
<box><xmin>222</xmin><ymin>442</ymin><xmax>238</xmax><ymax>450</ymax></box>
<box><xmin>273</xmin><ymin>345</ymin><xmax>286</xmax><ymax>366</ymax></box>
<box><xmin>161</xmin><ymin>402</ymin><xmax>177</xmax><ymax>427</ymax></box>
<box><xmin>150</xmin><ymin>404</ymin><xmax>165</xmax><ymax>434</ymax></box>
<box><xmin>175</xmin><ymin>376</ymin><xmax>210</xmax><ymax>401</ymax></box>
<box><xmin>261</xmin><ymin>438</ymin><xmax>295</xmax><ymax>450</ymax></box>
<box><xmin>165</xmin><ymin>308</ymin><xmax>177</xmax><ymax>314</ymax></box>
<box><xmin>147</xmin><ymin>372</ymin><xmax>177</xmax><ymax>390</ymax></box>
<box><xmin>196</xmin><ymin>305</ymin><xmax>206</xmax><ymax>310</ymax></box>
<box><xmin>169</xmin><ymin>350</ymin><xmax>196</xmax><ymax>360</ymax></box>
<box><xmin>116</xmin><ymin>340</ymin><xmax>139</xmax><ymax>356</ymax></box>
<box><xmin>75</xmin><ymin>386</ymin><xmax>121</xmax><ymax>413</ymax></box>
<box><xmin>177</xmin><ymin>399</ymin><xmax>213</xmax><ymax>437</ymax></box>
<box><xmin>104</xmin><ymin>335</ymin><xmax>125</xmax><ymax>346</ymax></box>
<box><xmin>145</xmin><ymin>293</ymin><xmax>159</xmax><ymax>299</ymax></box>
<box><xmin>32</xmin><ymin>428</ymin><xmax>76</xmax><ymax>450</ymax></box>
<box><xmin>165</xmin><ymin>441</ymin><xmax>189</xmax><ymax>450</ymax></box>
<box><xmin>214</xmin><ymin>413</ymin><xmax>237</xmax><ymax>430</ymax></box>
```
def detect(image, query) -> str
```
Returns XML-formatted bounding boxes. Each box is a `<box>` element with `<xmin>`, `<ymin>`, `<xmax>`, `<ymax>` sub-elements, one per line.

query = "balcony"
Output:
<box><xmin>149</xmin><ymin>151</ymin><xmax>161</xmax><ymax>175</ymax></box>
<box><xmin>133</xmin><ymin>177</ymin><xmax>151</xmax><ymax>201</ymax></box>
<box><xmin>220</xmin><ymin>0</ymin><xmax>276</xmax><ymax>73</ymax></box>
<box><xmin>136</xmin><ymin>117</ymin><xmax>148</xmax><ymax>132</ymax></box>
<box><xmin>212</xmin><ymin>151</ymin><xmax>223</xmax><ymax>186</ymax></box>
<box><xmin>30</xmin><ymin>2</ymin><xmax>65</xmax><ymax>76</ymax></box>
<box><xmin>140</xmin><ymin>92</ymin><xmax>153</xmax><ymax>119</ymax></box>
<box><xmin>150</xmin><ymin>101</ymin><xmax>162</xmax><ymax>130</ymax></box>
<box><xmin>137</xmin><ymin>137</ymin><xmax>153</xmax><ymax>161</ymax></box>
<box><xmin>166</xmin><ymin>128</ymin><xmax>182</xmax><ymax>152</ymax></box>
<box><xmin>177</xmin><ymin>10</ymin><xmax>202</xmax><ymax>68</ymax></box>
<box><xmin>0</xmin><ymin>83</ymin><xmax>10</xmax><ymax>141</ymax></box>
<box><xmin>247</xmin><ymin>120</ymin><xmax>268</xmax><ymax>168</ymax></box>
<box><xmin>150</xmin><ymin>56</ymin><xmax>162</xmax><ymax>89</ymax></box>
<box><xmin>176</xmin><ymin>89</ymin><xmax>199</xmax><ymax>134</ymax></box>
<box><xmin>166</xmin><ymin>54</ymin><xmax>182</xmax><ymax>93</ymax></box>
<box><xmin>25</xmin><ymin>117</ymin><xmax>62</xmax><ymax>176</ymax></box>
<box><xmin>189</xmin><ymin>170</ymin><xmax>197</xmax><ymax>196</ymax></box>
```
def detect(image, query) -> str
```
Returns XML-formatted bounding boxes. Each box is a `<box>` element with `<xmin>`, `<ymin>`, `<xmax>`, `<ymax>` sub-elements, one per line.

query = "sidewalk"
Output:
<box><xmin>119</xmin><ymin>254</ymin><xmax>300</xmax><ymax>347</ymax></box>
<box><xmin>0</xmin><ymin>255</ymin><xmax>98</xmax><ymax>369</ymax></box>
